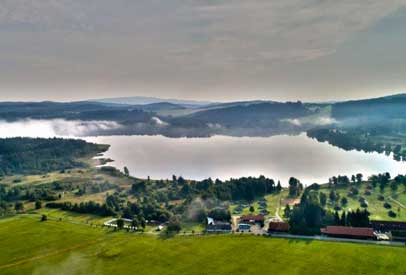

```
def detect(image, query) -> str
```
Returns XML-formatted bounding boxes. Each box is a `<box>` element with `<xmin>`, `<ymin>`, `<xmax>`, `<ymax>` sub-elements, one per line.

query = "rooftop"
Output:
<box><xmin>321</xmin><ymin>226</ymin><xmax>375</xmax><ymax>238</ymax></box>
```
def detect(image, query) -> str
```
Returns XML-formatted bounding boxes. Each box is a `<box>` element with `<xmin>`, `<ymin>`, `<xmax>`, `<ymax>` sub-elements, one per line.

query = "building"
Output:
<box><xmin>268</xmin><ymin>221</ymin><xmax>290</xmax><ymax>233</ymax></box>
<box><xmin>320</xmin><ymin>226</ymin><xmax>375</xmax><ymax>240</ymax></box>
<box><xmin>206</xmin><ymin>217</ymin><xmax>232</xmax><ymax>233</ymax></box>
<box><xmin>238</xmin><ymin>223</ymin><xmax>251</xmax><ymax>232</ymax></box>
<box><xmin>371</xmin><ymin>220</ymin><xmax>406</xmax><ymax>231</ymax></box>
<box><xmin>371</xmin><ymin>220</ymin><xmax>406</xmax><ymax>241</ymax></box>
<box><xmin>207</xmin><ymin>222</ymin><xmax>232</xmax><ymax>233</ymax></box>
<box><xmin>240</xmin><ymin>214</ymin><xmax>265</xmax><ymax>226</ymax></box>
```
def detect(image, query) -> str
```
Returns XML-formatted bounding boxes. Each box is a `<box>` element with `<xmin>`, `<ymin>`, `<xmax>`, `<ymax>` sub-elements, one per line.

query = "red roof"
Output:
<box><xmin>240</xmin><ymin>214</ymin><xmax>265</xmax><ymax>222</ymax></box>
<box><xmin>321</xmin><ymin>226</ymin><xmax>375</xmax><ymax>237</ymax></box>
<box><xmin>268</xmin><ymin>222</ymin><xmax>290</xmax><ymax>232</ymax></box>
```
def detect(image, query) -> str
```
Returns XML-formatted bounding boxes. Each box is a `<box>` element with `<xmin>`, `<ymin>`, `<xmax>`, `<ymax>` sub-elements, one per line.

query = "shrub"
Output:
<box><xmin>384</xmin><ymin>202</ymin><xmax>392</xmax><ymax>209</ymax></box>
<box><xmin>377</xmin><ymin>195</ymin><xmax>385</xmax><ymax>201</ymax></box>
<box><xmin>41</xmin><ymin>214</ymin><xmax>48</xmax><ymax>222</ymax></box>
<box><xmin>350</xmin><ymin>187</ymin><xmax>359</xmax><ymax>196</ymax></box>
<box><xmin>167</xmin><ymin>216</ymin><xmax>181</xmax><ymax>232</ymax></box>
<box><xmin>35</xmin><ymin>200</ymin><xmax>42</xmax><ymax>210</ymax></box>
<box><xmin>360</xmin><ymin>201</ymin><xmax>368</xmax><ymax>208</ymax></box>
<box><xmin>388</xmin><ymin>210</ymin><xmax>397</xmax><ymax>218</ymax></box>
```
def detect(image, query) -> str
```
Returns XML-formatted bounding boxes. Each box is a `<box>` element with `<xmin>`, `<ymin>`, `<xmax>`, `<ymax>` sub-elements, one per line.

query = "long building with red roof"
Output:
<box><xmin>321</xmin><ymin>226</ymin><xmax>375</xmax><ymax>240</ymax></box>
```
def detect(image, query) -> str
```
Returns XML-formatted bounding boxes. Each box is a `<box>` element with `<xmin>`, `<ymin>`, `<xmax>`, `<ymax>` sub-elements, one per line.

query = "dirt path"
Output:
<box><xmin>387</xmin><ymin>191</ymin><xmax>406</xmax><ymax>209</ymax></box>
<box><xmin>388</xmin><ymin>196</ymin><xmax>406</xmax><ymax>209</ymax></box>
<box><xmin>275</xmin><ymin>195</ymin><xmax>283</xmax><ymax>222</ymax></box>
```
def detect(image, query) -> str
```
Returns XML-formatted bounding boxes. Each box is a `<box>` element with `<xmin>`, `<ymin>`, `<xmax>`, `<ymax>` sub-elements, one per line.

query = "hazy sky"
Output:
<box><xmin>0</xmin><ymin>0</ymin><xmax>405</xmax><ymax>102</ymax></box>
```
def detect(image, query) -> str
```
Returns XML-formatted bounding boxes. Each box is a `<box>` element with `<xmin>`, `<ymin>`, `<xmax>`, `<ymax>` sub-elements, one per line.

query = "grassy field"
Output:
<box><xmin>321</xmin><ymin>183</ymin><xmax>406</xmax><ymax>221</ymax></box>
<box><xmin>1</xmin><ymin>215</ymin><xmax>405</xmax><ymax>275</ymax></box>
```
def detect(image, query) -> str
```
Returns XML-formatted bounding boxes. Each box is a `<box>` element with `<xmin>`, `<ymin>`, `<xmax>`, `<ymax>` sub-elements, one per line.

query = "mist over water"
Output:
<box><xmin>1</xmin><ymin>119</ymin><xmax>405</xmax><ymax>185</ymax></box>
<box><xmin>0</xmin><ymin>119</ymin><xmax>121</xmax><ymax>138</ymax></box>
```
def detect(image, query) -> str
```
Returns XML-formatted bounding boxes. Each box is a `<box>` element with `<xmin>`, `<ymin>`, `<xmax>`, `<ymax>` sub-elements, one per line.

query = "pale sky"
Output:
<box><xmin>0</xmin><ymin>0</ymin><xmax>405</xmax><ymax>102</ymax></box>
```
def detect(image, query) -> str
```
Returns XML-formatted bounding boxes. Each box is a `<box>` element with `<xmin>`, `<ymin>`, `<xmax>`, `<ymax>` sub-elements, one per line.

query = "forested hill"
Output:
<box><xmin>189</xmin><ymin>101</ymin><xmax>311</xmax><ymax>128</ymax></box>
<box><xmin>0</xmin><ymin>138</ymin><xmax>108</xmax><ymax>175</ymax></box>
<box><xmin>0</xmin><ymin>101</ymin><xmax>153</xmax><ymax>122</ymax></box>
<box><xmin>331</xmin><ymin>93</ymin><xmax>406</xmax><ymax>120</ymax></box>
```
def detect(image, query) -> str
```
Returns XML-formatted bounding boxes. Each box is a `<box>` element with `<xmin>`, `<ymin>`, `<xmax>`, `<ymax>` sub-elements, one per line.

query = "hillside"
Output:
<box><xmin>93</xmin><ymin>96</ymin><xmax>214</xmax><ymax>108</ymax></box>
<box><xmin>0</xmin><ymin>138</ymin><xmax>108</xmax><ymax>175</ymax></box>
<box><xmin>331</xmin><ymin>93</ymin><xmax>406</xmax><ymax>120</ymax></box>
<box><xmin>0</xmin><ymin>215</ymin><xmax>405</xmax><ymax>275</ymax></box>
<box><xmin>0</xmin><ymin>101</ymin><xmax>153</xmax><ymax>123</ymax></box>
<box><xmin>190</xmin><ymin>101</ymin><xmax>312</xmax><ymax>128</ymax></box>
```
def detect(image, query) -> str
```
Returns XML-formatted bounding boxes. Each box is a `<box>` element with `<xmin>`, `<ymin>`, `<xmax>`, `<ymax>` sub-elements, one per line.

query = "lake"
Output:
<box><xmin>1</xmin><ymin>119</ymin><xmax>405</xmax><ymax>185</ymax></box>
<box><xmin>85</xmin><ymin>134</ymin><xmax>406</xmax><ymax>185</ymax></box>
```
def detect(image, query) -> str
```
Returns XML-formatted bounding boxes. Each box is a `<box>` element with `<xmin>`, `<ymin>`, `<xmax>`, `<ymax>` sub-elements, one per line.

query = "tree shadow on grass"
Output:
<box><xmin>158</xmin><ymin>231</ymin><xmax>179</xmax><ymax>240</ymax></box>
<box><xmin>287</xmin><ymin>238</ymin><xmax>314</xmax><ymax>245</ymax></box>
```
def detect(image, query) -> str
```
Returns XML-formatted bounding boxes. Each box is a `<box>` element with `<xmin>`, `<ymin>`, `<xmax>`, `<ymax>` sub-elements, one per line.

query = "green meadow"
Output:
<box><xmin>1</xmin><ymin>215</ymin><xmax>405</xmax><ymax>275</ymax></box>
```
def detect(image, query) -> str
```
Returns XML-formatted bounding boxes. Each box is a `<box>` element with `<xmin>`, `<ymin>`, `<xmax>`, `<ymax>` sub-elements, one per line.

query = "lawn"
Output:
<box><xmin>321</xmin><ymin>183</ymin><xmax>406</xmax><ymax>221</ymax></box>
<box><xmin>1</xmin><ymin>215</ymin><xmax>405</xmax><ymax>275</ymax></box>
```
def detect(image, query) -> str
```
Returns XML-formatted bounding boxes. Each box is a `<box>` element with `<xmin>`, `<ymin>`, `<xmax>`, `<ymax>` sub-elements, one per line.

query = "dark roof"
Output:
<box><xmin>268</xmin><ymin>222</ymin><xmax>290</xmax><ymax>232</ymax></box>
<box><xmin>240</xmin><ymin>214</ymin><xmax>265</xmax><ymax>222</ymax></box>
<box><xmin>208</xmin><ymin>222</ymin><xmax>232</xmax><ymax>231</ymax></box>
<box><xmin>371</xmin><ymin>220</ymin><xmax>406</xmax><ymax>231</ymax></box>
<box><xmin>321</xmin><ymin>226</ymin><xmax>375</xmax><ymax>238</ymax></box>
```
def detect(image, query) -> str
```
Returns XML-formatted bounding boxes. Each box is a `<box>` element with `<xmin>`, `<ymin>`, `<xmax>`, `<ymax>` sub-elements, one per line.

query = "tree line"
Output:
<box><xmin>0</xmin><ymin>137</ymin><xmax>108</xmax><ymax>175</ymax></box>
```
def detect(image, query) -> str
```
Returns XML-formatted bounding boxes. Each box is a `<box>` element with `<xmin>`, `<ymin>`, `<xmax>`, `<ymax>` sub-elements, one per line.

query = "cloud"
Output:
<box><xmin>0</xmin><ymin>0</ymin><xmax>403</xmax><ymax>63</ymax></box>
<box><xmin>0</xmin><ymin>119</ymin><xmax>122</xmax><ymax>138</ymax></box>
<box><xmin>0</xmin><ymin>1</ymin><xmax>405</xmax><ymax>101</ymax></box>
<box><xmin>284</xmin><ymin>116</ymin><xmax>337</xmax><ymax>127</ymax></box>
<box><xmin>151</xmin><ymin>117</ymin><xmax>169</xmax><ymax>127</ymax></box>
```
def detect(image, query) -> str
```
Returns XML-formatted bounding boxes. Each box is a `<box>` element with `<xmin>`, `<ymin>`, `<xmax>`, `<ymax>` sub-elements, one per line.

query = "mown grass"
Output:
<box><xmin>321</xmin><ymin>183</ymin><xmax>406</xmax><ymax>221</ymax></box>
<box><xmin>1</xmin><ymin>215</ymin><xmax>405</xmax><ymax>275</ymax></box>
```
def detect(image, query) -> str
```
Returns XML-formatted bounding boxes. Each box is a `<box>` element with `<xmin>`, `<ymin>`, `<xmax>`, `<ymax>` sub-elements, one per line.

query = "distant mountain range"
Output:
<box><xmin>1</xmin><ymin>93</ymin><xmax>405</xmax><ymax>138</ymax></box>
<box><xmin>92</xmin><ymin>96</ymin><xmax>216</xmax><ymax>108</ymax></box>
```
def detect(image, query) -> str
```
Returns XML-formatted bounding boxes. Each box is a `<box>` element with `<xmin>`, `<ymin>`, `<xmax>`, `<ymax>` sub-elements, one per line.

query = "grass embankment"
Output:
<box><xmin>1</xmin><ymin>215</ymin><xmax>405</xmax><ymax>275</ymax></box>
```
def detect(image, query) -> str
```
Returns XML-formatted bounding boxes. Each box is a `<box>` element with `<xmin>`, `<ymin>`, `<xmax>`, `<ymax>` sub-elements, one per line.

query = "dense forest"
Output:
<box><xmin>307</xmin><ymin>127</ymin><xmax>406</xmax><ymax>161</ymax></box>
<box><xmin>0</xmin><ymin>138</ymin><xmax>108</xmax><ymax>175</ymax></box>
<box><xmin>331</xmin><ymin>94</ymin><xmax>406</xmax><ymax>120</ymax></box>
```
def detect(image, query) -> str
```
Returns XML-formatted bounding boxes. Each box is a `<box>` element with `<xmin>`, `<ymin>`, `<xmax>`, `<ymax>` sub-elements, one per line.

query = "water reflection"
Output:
<box><xmin>0</xmin><ymin>119</ymin><xmax>404</xmax><ymax>185</ymax></box>
<box><xmin>85</xmin><ymin>134</ymin><xmax>406</xmax><ymax>185</ymax></box>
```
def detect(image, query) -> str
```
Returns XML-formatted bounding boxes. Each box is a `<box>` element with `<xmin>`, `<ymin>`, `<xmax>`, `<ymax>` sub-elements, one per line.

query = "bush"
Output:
<box><xmin>167</xmin><ymin>216</ymin><xmax>181</xmax><ymax>232</ymax></box>
<box><xmin>388</xmin><ymin>210</ymin><xmax>397</xmax><ymax>218</ymax></box>
<box><xmin>384</xmin><ymin>202</ymin><xmax>392</xmax><ymax>209</ymax></box>
<box><xmin>116</xmin><ymin>218</ymin><xmax>125</xmax><ymax>229</ymax></box>
<box><xmin>350</xmin><ymin>187</ymin><xmax>359</xmax><ymax>196</ymax></box>
<box><xmin>340</xmin><ymin>197</ymin><xmax>348</xmax><ymax>206</ymax></box>
<box><xmin>41</xmin><ymin>214</ymin><xmax>48</xmax><ymax>222</ymax></box>
<box><xmin>377</xmin><ymin>195</ymin><xmax>385</xmax><ymax>201</ymax></box>
<box><xmin>35</xmin><ymin>200</ymin><xmax>42</xmax><ymax>210</ymax></box>
<box><xmin>364</xmin><ymin>191</ymin><xmax>371</xmax><ymax>196</ymax></box>
<box><xmin>360</xmin><ymin>201</ymin><xmax>368</xmax><ymax>208</ymax></box>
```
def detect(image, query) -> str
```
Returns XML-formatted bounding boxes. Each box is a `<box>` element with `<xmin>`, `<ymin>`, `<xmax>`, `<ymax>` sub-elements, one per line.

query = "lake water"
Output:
<box><xmin>1</xmin><ymin>119</ymin><xmax>405</xmax><ymax>185</ymax></box>
<box><xmin>85</xmin><ymin>134</ymin><xmax>406</xmax><ymax>185</ymax></box>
